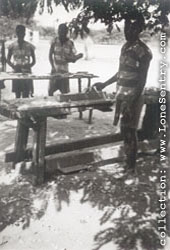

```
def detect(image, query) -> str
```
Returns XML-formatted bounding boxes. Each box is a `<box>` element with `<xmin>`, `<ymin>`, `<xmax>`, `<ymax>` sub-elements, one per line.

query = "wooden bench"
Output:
<box><xmin>1</xmin><ymin>88</ymin><xmax>169</xmax><ymax>184</ymax></box>
<box><xmin>0</xmin><ymin>96</ymin><xmax>113</xmax><ymax>184</ymax></box>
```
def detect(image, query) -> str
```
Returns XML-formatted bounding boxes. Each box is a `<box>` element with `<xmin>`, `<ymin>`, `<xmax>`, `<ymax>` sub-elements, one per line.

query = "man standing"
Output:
<box><xmin>7</xmin><ymin>25</ymin><xmax>36</xmax><ymax>98</ymax></box>
<box><xmin>94</xmin><ymin>15</ymin><xmax>152</xmax><ymax>175</ymax></box>
<box><xmin>0</xmin><ymin>39</ymin><xmax>6</xmax><ymax>90</ymax></box>
<box><xmin>48</xmin><ymin>23</ymin><xmax>83</xmax><ymax>96</ymax></box>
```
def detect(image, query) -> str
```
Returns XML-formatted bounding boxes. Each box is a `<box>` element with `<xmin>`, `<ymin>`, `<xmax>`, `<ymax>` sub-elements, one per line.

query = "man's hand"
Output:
<box><xmin>71</xmin><ymin>53</ymin><xmax>83</xmax><ymax>63</ymax></box>
<box><xmin>92</xmin><ymin>82</ymin><xmax>105</xmax><ymax>91</ymax></box>
<box><xmin>76</xmin><ymin>53</ymin><xmax>83</xmax><ymax>60</ymax></box>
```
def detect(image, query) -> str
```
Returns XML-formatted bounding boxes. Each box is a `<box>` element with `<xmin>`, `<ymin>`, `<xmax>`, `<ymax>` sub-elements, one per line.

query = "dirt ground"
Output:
<box><xmin>0</xmin><ymin>41</ymin><xmax>170</xmax><ymax>250</ymax></box>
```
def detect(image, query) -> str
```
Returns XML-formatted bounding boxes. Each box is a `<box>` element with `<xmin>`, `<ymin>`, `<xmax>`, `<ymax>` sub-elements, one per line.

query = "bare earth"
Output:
<box><xmin>0</xmin><ymin>40</ymin><xmax>170</xmax><ymax>250</ymax></box>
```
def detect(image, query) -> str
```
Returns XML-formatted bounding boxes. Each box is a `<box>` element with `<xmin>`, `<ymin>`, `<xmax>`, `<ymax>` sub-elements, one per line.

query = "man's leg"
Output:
<box><xmin>15</xmin><ymin>91</ymin><xmax>21</xmax><ymax>98</ymax></box>
<box><xmin>121</xmin><ymin>126</ymin><xmax>138</xmax><ymax>173</ymax></box>
<box><xmin>22</xmin><ymin>92</ymin><xmax>29</xmax><ymax>98</ymax></box>
<box><xmin>48</xmin><ymin>78</ymin><xmax>57</xmax><ymax>96</ymax></box>
<box><xmin>22</xmin><ymin>80</ymin><xmax>33</xmax><ymax>98</ymax></box>
<box><xmin>120</xmin><ymin>100</ymin><xmax>138</xmax><ymax>174</ymax></box>
<box><xmin>60</xmin><ymin>78</ymin><xmax>70</xmax><ymax>94</ymax></box>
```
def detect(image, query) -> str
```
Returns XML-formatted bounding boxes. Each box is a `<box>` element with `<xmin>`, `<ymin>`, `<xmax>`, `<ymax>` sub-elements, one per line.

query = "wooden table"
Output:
<box><xmin>0</xmin><ymin>96</ymin><xmax>113</xmax><ymax>184</ymax></box>
<box><xmin>0</xmin><ymin>71</ymin><xmax>98</xmax><ymax>97</ymax></box>
<box><xmin>0</xmin><ymin>72</ymin><xmax>98</xmax><ymax>121</ymax></box>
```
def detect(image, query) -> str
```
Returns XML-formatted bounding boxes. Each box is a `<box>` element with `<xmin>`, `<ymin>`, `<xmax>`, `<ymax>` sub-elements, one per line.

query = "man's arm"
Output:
<box><xmin>103</xmin><ymin>72</ymin><xmax>119</xmax><ymax>87</ymax></box>
<box><xmin>64</xmin><ymin>53</ymin><xmax>83</xmax><ymax>63</ymax></box>
<box><xmin>30</xmin><ymin>48</ymin><xmax>36</xmax><ymax>68</ymax></box>
<box><xmin>93</xmin><ymin>72</ymin><xmax>118</xmax><ymax>91</ymax></box>
<box><xmin>6</xmin><ymin>48</ymin><xmax>15</xmax><ymax>70</ymax></box>
<box><xmin>135</xmin><ymin>57</ymin><xmax>150</xmax><ymax>97</ymax></box>
<box><xmin>49</xmin><ymin>43</ymin><xmax>55</xmax><ymax>71</ymax></box>
<box><xmin>64</xmin><ymin>41</ymin><xmax>83</xmax><ymax>63</ymax></box>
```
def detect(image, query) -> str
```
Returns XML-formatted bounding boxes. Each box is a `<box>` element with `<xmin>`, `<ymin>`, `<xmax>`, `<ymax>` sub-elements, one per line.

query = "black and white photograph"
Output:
<box><xmin>0</xmin><ymin>0</ymin><xmax>170</xmax><ymax>249</ymax></box>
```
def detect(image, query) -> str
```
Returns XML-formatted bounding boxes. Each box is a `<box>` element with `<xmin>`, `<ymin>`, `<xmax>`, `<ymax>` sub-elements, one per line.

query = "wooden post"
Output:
<box><xmin>87</xmin><ymin>77</ymin><xmax>93</xmax><ymax>123</ymax></box>
<box><xmin>0</xmin><ymin>40</ymin><xmax>6</xmax><ymax>101</ymax></box>
<box><xmin>88</xmin><ymin>108</ymin><xmax>93</xmax><ymax>124</ymax></box>
<box><xmin>1</xmin><ymin>40</ymin><xmax>6</xmax><ymax>72</ymax></box>
<box><xmin>13</xmin><ymin>119</ymin><xmax>29</xmax><ymax>168</ymax></box>
<box><xmin>78</xmin><ymin>78</ymin><xmax>83</xmax><ymax>119</ymax></box>
<box><xmin>32</xmin><ymin>118</ymin><xmax>47</xmax><ymax>185</ymax></box>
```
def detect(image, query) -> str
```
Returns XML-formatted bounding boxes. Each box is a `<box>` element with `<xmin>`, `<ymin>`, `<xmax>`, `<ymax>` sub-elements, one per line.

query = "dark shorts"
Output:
<box><xmin>12</xmin><ymin>79</ymin><xmax>34</xmax><ymax>95</ymax></box>
<box><xmin>0</xmin><ymin>80</ymin><xmax>5</xmax><ymax>89</ymax></box>
<box><xmin>48</xmin><ymin>77</ymin><xmax>70</xmax><ymax>95</ymax></box>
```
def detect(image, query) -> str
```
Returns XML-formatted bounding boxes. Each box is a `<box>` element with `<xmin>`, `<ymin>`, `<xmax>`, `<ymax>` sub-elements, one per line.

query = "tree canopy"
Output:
<box><xmin>0</xmin><ymin>0</ymin><xmax>169</xmax><ymax>32</ymax></box>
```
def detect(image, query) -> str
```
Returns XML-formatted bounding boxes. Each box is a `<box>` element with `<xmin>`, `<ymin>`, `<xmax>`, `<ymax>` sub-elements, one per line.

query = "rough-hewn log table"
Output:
<box><xmin>0</xmin><ymin>71</ymin><xmax>98</xmax><ymax>121</ymax></box>
<box><xmin>1</xmin><ymin>83</ymin><xmax>169</xmax><ymax>184</ymax></box>
<box><xmin>0</xmin><ymin>71</ymin><xmax>98</xmax><ymax>82</ymax></box>
<box><xmin>0</xmin><ymin>95</ymin><xmax>113</xmax><ymax>184</ymax></box>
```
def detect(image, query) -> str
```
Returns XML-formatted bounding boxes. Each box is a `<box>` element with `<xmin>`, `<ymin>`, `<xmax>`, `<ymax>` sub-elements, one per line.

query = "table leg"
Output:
<box><xmin>32</xmin><ymin>118</ymin><xmax>47</xmax><ymax>185</ymax></box>
<box><xmin>13</xmin><ymin>119</ymin><xmax>29</xmax><ymax>168</ymax></box>
<box><xmin>87</xmin><ymin>77</ymin><xmax>91</xmax><ymax>88</ymax></box>
<box><xmin>88</xmin><ymin>108</ymin><xmax>93</xmax><ymax>124</ymax></box>
<box><xmin>78</xmin><ymin>78</ymin><xmax>83</xmax><ymax>119</ymax></box>
<box><xmin>87</xmin><ymin>78</ymin><xmax>93</xmax><ymax>124</ymax></box>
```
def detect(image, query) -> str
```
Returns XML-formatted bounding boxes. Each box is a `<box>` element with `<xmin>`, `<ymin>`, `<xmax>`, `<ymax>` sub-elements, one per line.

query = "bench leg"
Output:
<box><xmin>87</xmin><ymin>78</ymin><xmax>93</xmax><ymax>123</ymax></box>
<box><xmin>87</xmin><ymin>77</ymin><xmax>91</xmax><ymax>88</ymax></box>
<box><xmin>88</xmin><ymin>108</ymin><xmax>93</xmax><ymax>124</ymax></box>
<box><xmin>32</xmin><ymin>118</ymin><xmax>47</xmax><ymax>185</ymax></box>
<box><xmin>13</xmin><ymin>119</ymin><xmax>29</xmax><ymax>168</ymax></box>
<box><xmin>78</xmin><ymin>78</ymin><xmax>83</xmax><ymax>119</ymax></box>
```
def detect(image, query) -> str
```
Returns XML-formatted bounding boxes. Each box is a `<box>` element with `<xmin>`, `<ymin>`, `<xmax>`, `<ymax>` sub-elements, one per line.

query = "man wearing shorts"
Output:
<box><xmin>93</xmin><ymin>15</ymin><xmax>152</xmax><ymax>174</ymax></box>
<box><xmin>48</xmin><ymin>23</ymin><xmax>83</xmax><ymax>96</ymax></box>
<box><xmin>7</xmin><ymin>25</ymin><xmax>36</xmax><ymax>98</ymax></box>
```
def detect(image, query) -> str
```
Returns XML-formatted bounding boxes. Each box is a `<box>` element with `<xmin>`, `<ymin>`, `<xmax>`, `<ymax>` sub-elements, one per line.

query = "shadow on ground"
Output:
<box><xmin>0</xmin><ymin>154</ymin><xmax>169</xmax><ymax>250</ymax></box>
<box><xmin>0</xmin><ymin>114</ymin><xmax>170</xmax><ymax>250</ymax></box>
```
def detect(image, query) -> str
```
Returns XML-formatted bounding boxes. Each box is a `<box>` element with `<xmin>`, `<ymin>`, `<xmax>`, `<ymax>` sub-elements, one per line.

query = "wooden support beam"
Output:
<box><xmin>12</xmin><ymin>120</ymin><xmax>29</xmax><ymax>168</ymax></box>
<box><xmin>78</xmin><ymin>78</ymin><xmax>83</xmax><ymax>119</ymax></box>
<box><xmin>5</xmin><ymin>132</ymin><xmax>123</xmax><ymax>163</ymax></box>
<box><xmin>19</xmin><ymin>138</ymin><xmax>158</xmax><ymax>177</ymax></box>
<box><xmin>5</xmin><ymin>130</ymin><xmax>155</xmax><ymax>164</ymax></box>
<box><xmin>32</xmin><ymin>118</ymin><xmax>47</xmax><ymax>185</ymax></box>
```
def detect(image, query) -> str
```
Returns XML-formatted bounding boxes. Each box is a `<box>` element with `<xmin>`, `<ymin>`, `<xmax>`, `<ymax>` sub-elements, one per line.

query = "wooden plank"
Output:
<box><xmin>57</xmin><ymin>165</ymin><xmax>89</xmax><ymax>174</ymax></box>
<box><xmin>18</xmin><ymin>138</ymin><xmax>158</xmax><ymax>177</ymax></box>
<box><xmin>56</xmin><ymin>91</ymin><xmax>107</xmax><ymax>102</ymax></box>
<box><xmin>46</xmin><ymin>151</ymin><xmax>94</xmax><ymax>174</ymax></box>
<box><xmin>45</xmin><ymin>138</ymin><xmax>158</xmax><ymax>174</ymax></box>
<box><xmin>5</xmin><ymin>132</ymin><xmax>123</xmax><ymax>162</ymax></box>
<box><xmin>5</xmin><ymin>129</ymin><xmax>158</xmax><ymax>164</ymax></box>
<box><xmin>0</xmin><ymin>72</ymin><xmax>98</xmax><ymax>81</ymax></box>
<box><xmin>0</xmin><ymin>97</ymin><xmax>113</xmax><ymax>119</ymax></box>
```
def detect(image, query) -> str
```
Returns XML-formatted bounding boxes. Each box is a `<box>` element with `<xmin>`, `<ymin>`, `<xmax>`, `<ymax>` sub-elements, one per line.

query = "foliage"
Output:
<box><xmin>0</xmin><ymin>0</ymin><xmax>38</xmax><ymax>23</ymax></box>
<box><xmin>0</xmin><ymin>16</ymin><xmax>37</xmax><ymax>39</ymax></box>
<box><xmin>0</xmin><ymin>1</ymin><xmax>169</xmax><ymax>36</ymax></box>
